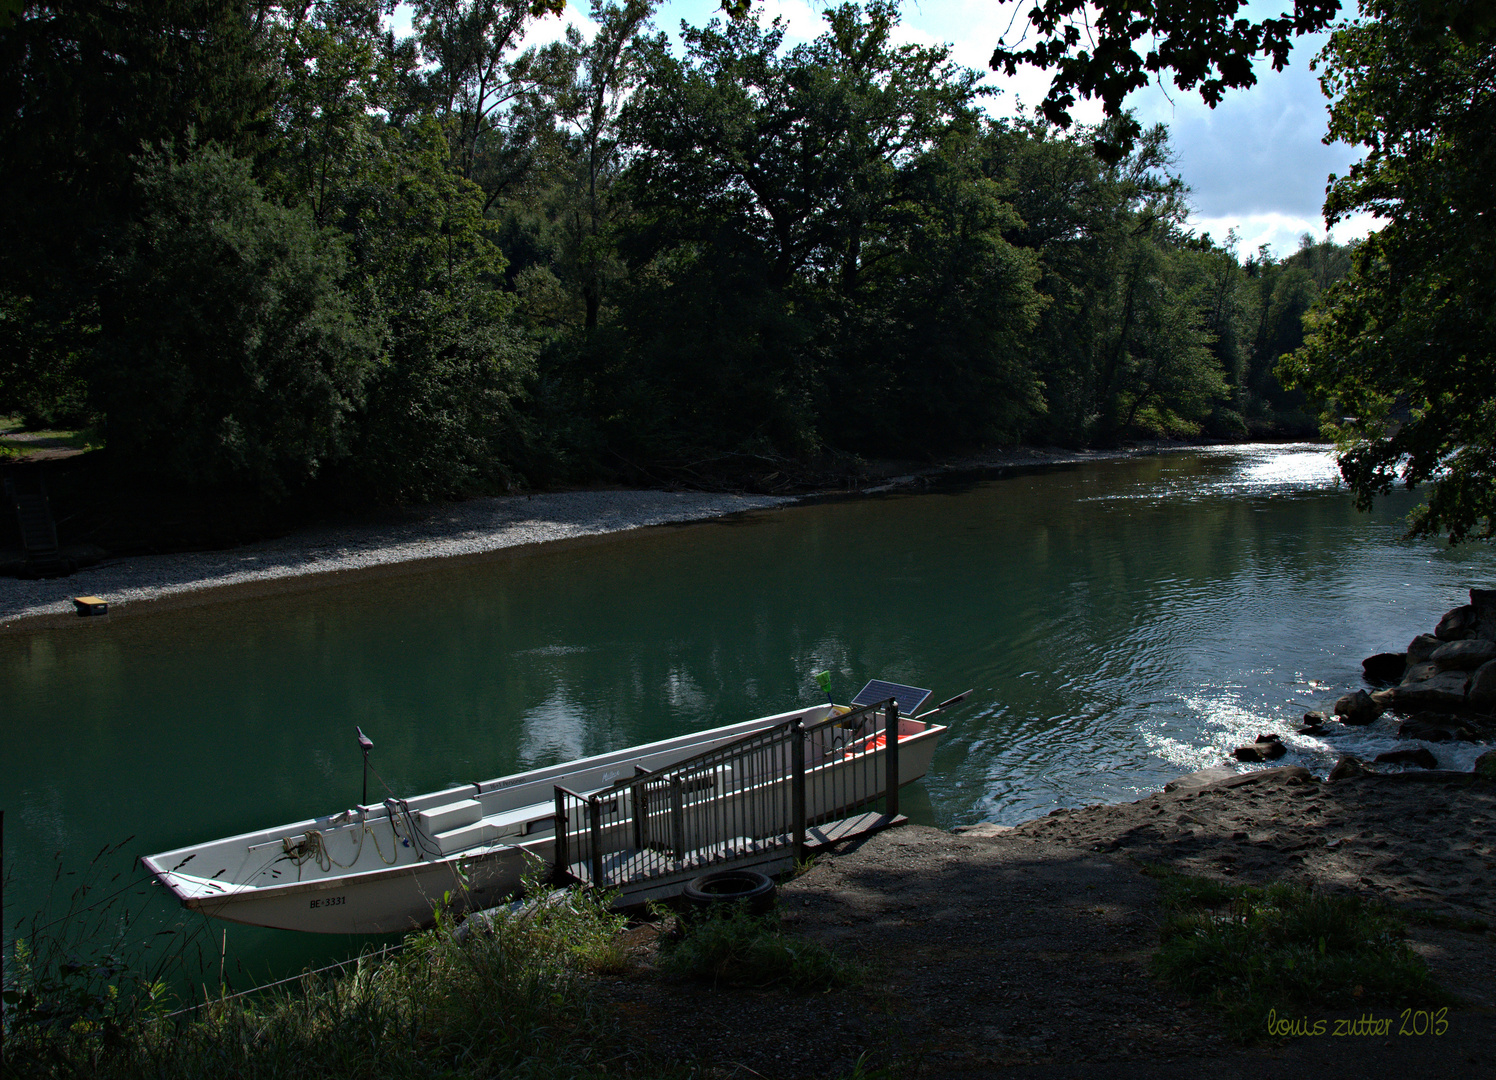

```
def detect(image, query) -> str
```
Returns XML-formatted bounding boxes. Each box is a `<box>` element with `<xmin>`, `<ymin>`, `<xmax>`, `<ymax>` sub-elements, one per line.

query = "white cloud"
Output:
<box><xmin>386</xmin><ymin>1</ymin><xmax>597</xmax><ymax>52</ymax></box>
<box><xmin>1191</xmin><ymin>210</ymin><xmax>1378</xmax><ymax>261</ymax></box>
<box><xmin>522</xmin><ymin>3</ymin><xmax>599</xmax><ymax>48</ymax></box>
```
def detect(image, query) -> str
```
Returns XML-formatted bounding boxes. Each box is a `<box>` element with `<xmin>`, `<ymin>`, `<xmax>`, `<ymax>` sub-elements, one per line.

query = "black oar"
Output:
<box><xmin>914</xmin><ymin>689</ymin><xmax>973</xmax><ymax>720</ymax></box>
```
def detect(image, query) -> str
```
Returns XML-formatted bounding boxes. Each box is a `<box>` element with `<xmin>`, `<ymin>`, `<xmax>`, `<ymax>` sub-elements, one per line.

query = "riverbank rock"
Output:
<box><xmin>1298</xmin><ymin>710</ymin><xmax>1329</xmax><ymax>734</ymax></box>
<box><xmin>1233</xmin><ymin>734</ymin><xmax>1286</xmax><ymax>762</ymax></box>
<box><xmin>1328</xmin><ymin>753</ymin><xmax>1370</xmax><ymax>777</ymax></box>
<box><xmin>1398</xmin><ymin>714</ymin><xmax>1453</xmax><ymax>741</ymax></box>
<box><xmin>1431</xmin><ymin>638</ymin><xmax>1496</xmax><ymax>671</ymax></box>
<box><xmin>1407</xmin><ymin>633</ymin><xmax>1443</xmax><ymax>665</ymax></box>
<box><xmin>1327</xmin><ymin>754</ymin><xmax>1368</xmax><ymax>781</ymax></box>
<box><xmin>1471</xmin><ymin>588</ymin><xmax>1496</xmax><ymax>640</ymax></box>
<box><xmin>1469</xmin><ymin>660</ymin><xmax>1496</xmax><ymax>711</ymax></box>
<box><xmin>1334</xmin><ymin>688</ymin><xmax>1383</xmax><ymax>725</ymax></box>
<box><xmin>1404</xmin><ymin>660</ymin><xmax>1440</xmax><ymax>683</ymax></box>
<box><xmin>1362</xmin><ymin>651</ymin><xmax>1406</xmax><ymax>684</ymax></box>
<box><xmin>1393</xmin><ymin>669</ymin><xmax>1471</xmax><ymax>709</ymax></box>
<box><xmin>1374</xmin><ymin>747</ymin><xmax>1439</xmax><ymax>769</ymax></box>
<box><xmin>1476</xmin><ymin>749</ymin><xmax>1496</xmax><ymax>779</ymax></box>
<box><xmin>1436</xmin><ymin>604</ymin><xmax>1478</xmax><ymax>640</ymax></box>
<box><xmin>1398</xmin><ymin>712</ymin><xmax>1484</xmax><ymax>742</ymax></box>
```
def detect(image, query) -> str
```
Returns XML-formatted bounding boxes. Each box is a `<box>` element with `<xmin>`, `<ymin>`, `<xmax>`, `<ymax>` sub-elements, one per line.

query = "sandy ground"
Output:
<box><xmin>599</xmin><ymin>766</ymin><xmax>1496</xmax><ymax>1079</ymax></box>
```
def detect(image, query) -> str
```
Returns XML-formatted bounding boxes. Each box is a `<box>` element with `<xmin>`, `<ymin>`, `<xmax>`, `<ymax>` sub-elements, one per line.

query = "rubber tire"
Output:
<box><xmin>681</xmin><ymin>869</ymin><xmax>777</xmax><ymax>916</ymax></box>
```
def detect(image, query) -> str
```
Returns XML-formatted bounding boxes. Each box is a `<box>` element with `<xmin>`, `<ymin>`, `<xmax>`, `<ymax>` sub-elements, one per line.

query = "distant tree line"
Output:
<box><xmin>0</xmin><ymin>0</ymin><xmax>1350</xmax><ymax>503</ymax></box>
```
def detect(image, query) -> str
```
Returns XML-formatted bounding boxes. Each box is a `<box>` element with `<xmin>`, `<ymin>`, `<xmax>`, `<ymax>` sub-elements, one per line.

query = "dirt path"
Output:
<box><xmin>598</xmin><ymin>768</ymin><xmax>1496</xmax><ymax>1078</ymax></box>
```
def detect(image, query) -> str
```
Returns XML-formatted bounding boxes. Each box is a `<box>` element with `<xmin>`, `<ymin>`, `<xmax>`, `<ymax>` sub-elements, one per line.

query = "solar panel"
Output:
<box><xmin>850</xmin><ymin>680</ymin><xmax>932</xmax><ymax>716</ymax></box>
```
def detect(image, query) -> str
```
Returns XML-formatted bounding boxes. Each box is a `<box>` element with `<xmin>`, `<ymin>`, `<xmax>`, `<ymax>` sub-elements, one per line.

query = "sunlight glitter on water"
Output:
<box><xmin>1226</xmin><ymin>444</ymin><xmax>1342</xmax><ymax>492</ymax></box>
<box><xmin>1085</xmin><ymin>443</ymin><xmax>1341</xmax><ymax>504</ymax></box>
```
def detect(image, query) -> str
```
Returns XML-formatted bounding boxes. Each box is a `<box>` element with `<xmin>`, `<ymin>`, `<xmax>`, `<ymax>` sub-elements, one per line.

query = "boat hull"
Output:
<box><xmin>143</xmin><ymin>705</ymin><xmax>944</xmax><ymax>934</ymax></box>
<box><xmin>180</xmin><ymin>838</ymin><xmax>556</xmax><ymax>934</ymax></box>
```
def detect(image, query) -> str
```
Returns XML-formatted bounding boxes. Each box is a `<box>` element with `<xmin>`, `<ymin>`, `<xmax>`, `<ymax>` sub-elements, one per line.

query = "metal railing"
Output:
<box><xmin>553</xmin><ymin>699</ymin><xmax>903</xmax><ymax>891</ymax></box>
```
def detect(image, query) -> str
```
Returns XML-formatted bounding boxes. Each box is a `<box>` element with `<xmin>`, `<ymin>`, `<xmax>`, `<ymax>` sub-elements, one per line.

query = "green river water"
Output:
<box><xmin>3</xmin><ymin>444</ymin><xmax>1495</xmax><ymax>986</ymax></box>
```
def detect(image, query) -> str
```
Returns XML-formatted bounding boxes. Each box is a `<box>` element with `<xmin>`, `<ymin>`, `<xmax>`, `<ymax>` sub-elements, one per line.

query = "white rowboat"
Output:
<box><xmin>142</xmin><ymin>686</ymin><xmax>950</xmax><ymax>934</ymax></box>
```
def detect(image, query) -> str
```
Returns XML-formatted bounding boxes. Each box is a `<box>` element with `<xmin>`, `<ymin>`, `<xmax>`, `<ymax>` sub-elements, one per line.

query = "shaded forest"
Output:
<box><xmin>0</xmin><ymin>0</ymin><xmax>1350</xmax><ymax>520</ymax></box>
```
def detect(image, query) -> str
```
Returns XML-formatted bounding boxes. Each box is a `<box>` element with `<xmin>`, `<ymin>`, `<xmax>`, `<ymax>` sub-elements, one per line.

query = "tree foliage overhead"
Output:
<box><xmin>988</xmin><ymin>0</ymin><xmax>1342</xmax><ymax>157</ymax></box>
<box><xmin>1279</xmin><ymin>0</ymin><xmax>1496</xmax><ymax>541</ymax></box>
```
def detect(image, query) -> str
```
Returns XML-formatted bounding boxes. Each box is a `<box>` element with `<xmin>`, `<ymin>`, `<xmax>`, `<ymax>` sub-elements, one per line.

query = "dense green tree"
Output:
<box><xmin>1181</xmin><ymin>232</ymin><xmax>1252</xmax><ymax>434</ymax></box>
<box><xmin>0</xmin><ymin>0</ymin><xmax>272</xmax><ymax>427</ymax></box>
<box><xmin>406</xmin><ymin>0</ymin><xmax>567</xmax><ymax>211</ymax></box>
<box><xmin>0</xmin><ymin>0</ymin><xmax>557</xmax><ymax>499</ymax></box>
<box><xmin>604</xmin><ymin>2</ymin><xmax>1044</xmax><ymax>459</ymax></box>
<box><xmin>264</xmin><ymin>0</ymin><xmax>388</xmax><ymax>225</ymax></box>
<box><xmin>95</xmin><ymin>142</ymin><xmax>376</xmax><ymax>492</ymax></box>
<box><xmin>1214</xmin><ymin>235</ymin><xmax>1350</xmax><ymax>433</ymax></box>
<box><xmin>547</xmin><ymin>0</ymin><xmax>654</xmax><ymax>329</ymax></box>
<box><xmin>1280</xmin><ymin>0</ymin><xmax>1495</xmax><ymax>540</ymax></box>
<box><xmin>832</xmin><ymin>136</ymin><xmax>1043</xmax><ymax>450</ymax></box>
<box><xmin>982</xmin><ymin>119</ymin><xmax>1228</xmax><ymax>444</ymax></box>
<box><xmin>334</xmin><ymin>122</ymin><xmax>539</xmax><ymax>499</ymax></box>
<box><xmin>626</xmin><ymin>2</ymin><xmax>987</xmax><ymax>291</ymax></box>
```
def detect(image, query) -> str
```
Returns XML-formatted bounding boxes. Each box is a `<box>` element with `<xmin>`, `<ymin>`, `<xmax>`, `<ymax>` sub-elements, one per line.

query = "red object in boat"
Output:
<box><xmin>844</xmin><ymin>732</ymin><xmax>887</xmax><ymax>758</ymax></box>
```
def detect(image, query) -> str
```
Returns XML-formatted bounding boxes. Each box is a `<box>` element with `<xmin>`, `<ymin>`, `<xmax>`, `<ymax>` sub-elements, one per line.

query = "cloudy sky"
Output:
<box><xmin>404</xmin><ymin>0</ymin><xmax>1377</xmax><ymax>259</ymax></box>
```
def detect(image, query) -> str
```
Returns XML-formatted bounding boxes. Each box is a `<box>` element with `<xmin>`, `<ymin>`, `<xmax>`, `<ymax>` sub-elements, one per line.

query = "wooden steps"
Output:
<box><xmin>4</xmin><ymin>473</ymin><xmax>70</xmax><ymax>578</ymax></box>
<box><xmin>804</xmin><ymin>811</ymin><xmax>906</xmax><ymax>850</ymax></box>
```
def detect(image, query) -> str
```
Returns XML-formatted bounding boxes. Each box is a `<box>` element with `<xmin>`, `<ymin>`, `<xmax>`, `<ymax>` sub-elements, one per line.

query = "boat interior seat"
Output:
<box><xmin>433</xmin><ymin>804</ymin><xmax>557</xmax><ymax>854</ymax></box>
<box><xmin>432</xmin><ymin>821</ymin><xmax>504</xmax><ymax>853</ymax></box>
<box><xmin>416</xmin><ymin>798</ymin><xmax>484</xmax><ymax>836</ymax></box>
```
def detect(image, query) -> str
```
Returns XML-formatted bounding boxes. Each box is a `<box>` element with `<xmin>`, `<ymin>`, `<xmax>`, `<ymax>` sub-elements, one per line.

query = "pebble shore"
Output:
<box><xmin>0</xmin><ymin>489</ymin><xmax>793</xmax><ymax>627</ymax></box>
<box><xmin>2</xmin><ymin>440</ymin><xmax>1226</xmax><ymax>628</ymax></box>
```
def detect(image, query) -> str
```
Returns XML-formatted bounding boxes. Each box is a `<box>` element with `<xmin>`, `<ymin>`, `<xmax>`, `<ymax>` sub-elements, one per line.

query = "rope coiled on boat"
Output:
<box><xmin>280</xmin><ymin>809</ymin><xmax>401</xmax><ymax>876</ymax></box>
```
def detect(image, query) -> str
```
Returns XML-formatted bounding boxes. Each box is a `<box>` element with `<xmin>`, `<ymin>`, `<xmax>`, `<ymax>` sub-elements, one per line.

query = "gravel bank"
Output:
<box><xmin>2</xmin><ymin>439</ymin><xmax>1235</xmax><ymax>629</ymax></box>
<box><xmin>0</xmin><ymin>489</ymin><xmax>792</xmax><ymax>628</ymax></box>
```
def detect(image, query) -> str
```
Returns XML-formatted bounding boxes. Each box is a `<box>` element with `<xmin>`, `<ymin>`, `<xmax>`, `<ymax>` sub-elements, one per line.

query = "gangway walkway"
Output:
<box><xmin>552</xmin><ymin>697</ymin><xmax>921</xmax><ymax>906</ymax></box>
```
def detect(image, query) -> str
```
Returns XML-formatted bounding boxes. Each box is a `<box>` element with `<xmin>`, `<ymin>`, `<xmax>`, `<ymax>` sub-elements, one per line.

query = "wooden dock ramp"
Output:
<box><xmin>553</xmin><ymin>699</ymin><xmax>914</xmax><ymax>907</ymax></box>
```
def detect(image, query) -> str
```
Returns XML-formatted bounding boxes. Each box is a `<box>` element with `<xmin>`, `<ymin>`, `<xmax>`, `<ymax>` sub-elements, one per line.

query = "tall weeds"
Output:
<box><xmin>3</xmin><ymin>860</ymin><xmax>630</xmax><ymax>1079</ymax></box>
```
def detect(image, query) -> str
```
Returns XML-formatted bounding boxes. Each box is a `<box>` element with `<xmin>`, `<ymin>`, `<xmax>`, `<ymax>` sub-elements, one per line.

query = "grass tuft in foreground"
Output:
<box><xmin>1145</xmin><ymin>867</ymin><xmax>1452</xmax><ymax>1040</ymax></box>
<box><xmin>3</xmin><ymin>864</ymin><xmax>633</xmax><ymax>1079</ymax></box>
<box><xmin>657</xmin><ymin>902</ymin><xmax>860</xmax><ymax>991</ymax></box>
